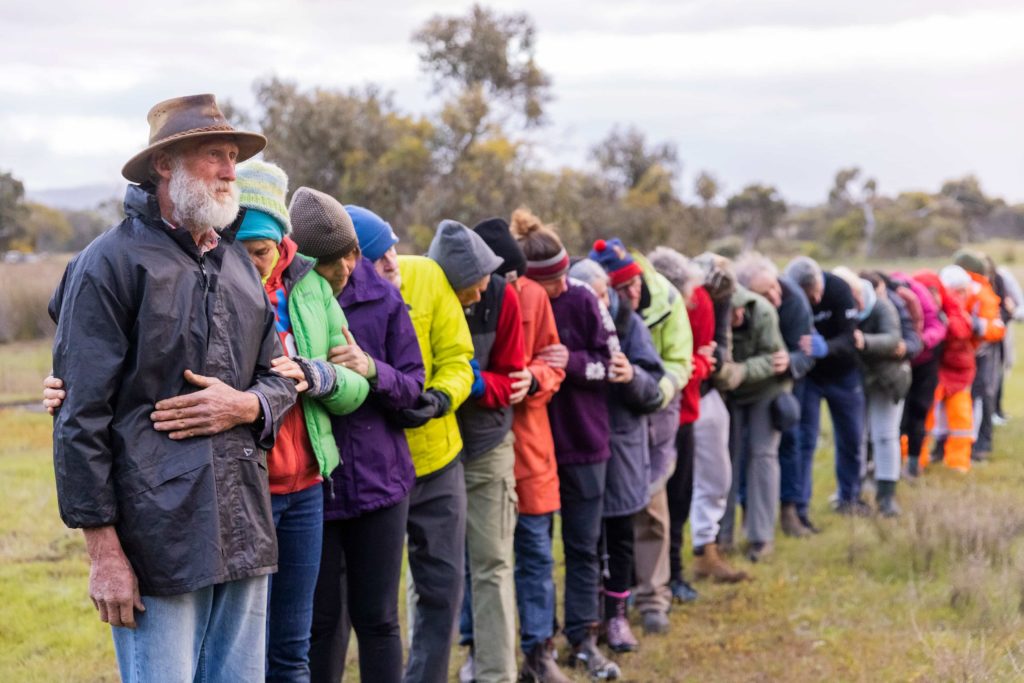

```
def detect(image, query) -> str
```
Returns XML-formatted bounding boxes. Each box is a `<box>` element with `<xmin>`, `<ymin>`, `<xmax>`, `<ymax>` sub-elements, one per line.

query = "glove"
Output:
<box><xmin>809</xmin><ymin>333</ymin><xmax>828</xmax><ymax>359</ymax></box>
<box><xmin>469</xmin><ymin>359</ymin><xmax>485</xmax><ymax>399</ymax></box>
<box><xmin>292</xmin><ymin>357</ymin><xmax>337</xmax><ymax>399</ymax></box>
<box><xmin>393</xmin><ymin>389</ymin><xmax>452</xmax><ymax>429</ymax></box>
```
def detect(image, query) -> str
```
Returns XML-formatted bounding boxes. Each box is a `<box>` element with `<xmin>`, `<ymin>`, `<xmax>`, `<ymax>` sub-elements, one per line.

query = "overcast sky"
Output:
<box><xmin>2</xmin><ymin>0</ymin><xmax>1022</xmax><ymax>205</ymax></box>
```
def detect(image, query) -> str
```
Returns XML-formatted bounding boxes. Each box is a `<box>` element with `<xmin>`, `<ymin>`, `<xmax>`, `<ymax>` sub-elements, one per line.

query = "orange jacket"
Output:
<box><xmin>512</xmin><ymin>277</ymin><xmax>565</xmax><ymax>515</ymax></box>
<box><xmin>966</xmin><ymin>272</ymin><xmax>1005</xmax><ymax>345</ymax></box>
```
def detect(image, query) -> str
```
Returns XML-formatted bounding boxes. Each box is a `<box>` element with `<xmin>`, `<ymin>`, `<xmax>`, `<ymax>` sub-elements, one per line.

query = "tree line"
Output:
<box><xmin>1</xmin><ymin>4</ymin><xmax>1021</xmax><ymax>258</ymax></box>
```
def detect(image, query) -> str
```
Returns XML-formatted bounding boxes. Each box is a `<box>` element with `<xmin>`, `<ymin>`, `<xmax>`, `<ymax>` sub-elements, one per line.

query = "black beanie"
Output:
<box><xmin>473</xmin><ymin>217</ymin><xmax>526</xmax><ymax>278</ymax></box>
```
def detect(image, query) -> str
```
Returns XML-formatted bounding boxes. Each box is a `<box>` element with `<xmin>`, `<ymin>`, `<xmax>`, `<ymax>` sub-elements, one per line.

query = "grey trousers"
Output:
<box><xmin>721</xmin><ymin>397</ymin><xmax>780</xmax><ymax>545</ymax></box>
<box><xmin>404</xmin><ymin>460</ymin><xmax>467</xmax><ymax>683</ymax></box>
<box><xmin>690</xmin><ymin>390</ymin><xmax>732</xmax><ymax>548</ymax></box>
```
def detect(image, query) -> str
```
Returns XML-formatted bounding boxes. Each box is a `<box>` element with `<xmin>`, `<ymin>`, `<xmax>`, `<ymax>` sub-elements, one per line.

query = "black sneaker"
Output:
<box><xmin>670</xmin><ymin>579</ymin><xmax>699</xmax><ymax>603</ymax></box>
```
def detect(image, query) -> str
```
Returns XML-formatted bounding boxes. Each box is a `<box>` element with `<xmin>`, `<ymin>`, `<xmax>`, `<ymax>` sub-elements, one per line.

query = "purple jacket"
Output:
<box><xmin>325</xmin><ymin>258</ymin><xmax>424</xmax><ymax>520</ymax></box>
<box><xmin>894</xmin><ymin>270</ymin><xmax>947</xmax><ymax>366</ymax></box>
<box><xmin>547</xmin><ymin>279</ymin><xmax>616</xmax><ymax>466</ymax></box>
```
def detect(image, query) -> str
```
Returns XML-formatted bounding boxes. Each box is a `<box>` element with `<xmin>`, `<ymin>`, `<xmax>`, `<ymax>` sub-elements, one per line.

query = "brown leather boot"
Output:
<box><xmin>521</xmin><ymin>639</ymin><xmax>571</xmax><ymax>683</ymax></box>
<box><xmin>693</xmin><ymin>543</ymin><xmax>750</xmax><ymax>583</ymax></box>
<box><xmin>780</xmin><ymin>503</ymin><xmax>811</xmax><ymax>538</ymax></box>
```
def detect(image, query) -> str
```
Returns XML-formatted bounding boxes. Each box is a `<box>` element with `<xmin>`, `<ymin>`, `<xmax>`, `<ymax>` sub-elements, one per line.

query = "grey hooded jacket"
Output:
<box><xmin>50</xmin><ymin>183</ymin><xmax>296</xmax><ymax>596</ymax></box>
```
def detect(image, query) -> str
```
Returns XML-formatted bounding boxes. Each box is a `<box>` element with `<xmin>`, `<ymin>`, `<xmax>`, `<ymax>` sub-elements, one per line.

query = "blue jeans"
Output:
<box><xmin>514</xmin><ymin>513</ymin><xmax>556</xmax><ymax>655</ymax></box>
<box><xmin>779</xmin><ymin>379</ymin><xmax>805</xmax><ymax>504</ymax></box>
<box><xmin>112</xmin><ymin>574</ymin><xmax>269</xmax><ymax>683</ymax></box>
<box><xmin>799</xmin><ymin>368</ymin><xmax>865</xmax><ymax>509</ymax></box>
<box><xmin>267</xmin><ymin>484</ymin><xmax>324</xmax><ymax>682</ymax></box>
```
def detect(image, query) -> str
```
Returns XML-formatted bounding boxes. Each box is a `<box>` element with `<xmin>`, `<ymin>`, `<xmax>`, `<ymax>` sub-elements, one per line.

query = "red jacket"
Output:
<box><xmin>913</xmin><ymin>270</ymin><xmax>976</xmax><ymax>393</ymax></box>
<box><xmin>679</xmin><ymin>286</ymin><xmax>715</xmax><ymax>425</ymax></box>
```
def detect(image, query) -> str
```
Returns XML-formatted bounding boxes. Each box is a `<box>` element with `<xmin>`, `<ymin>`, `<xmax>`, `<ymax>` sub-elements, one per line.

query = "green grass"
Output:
<box><xmin>5</xmin><ymin>335</ymin><xmax>1024</xmax><ymax>681</ymax></box>
<box><xmin>0</xmin><ymin>340</ymin><xmax>52</xmax><ymax>405</ymax></box>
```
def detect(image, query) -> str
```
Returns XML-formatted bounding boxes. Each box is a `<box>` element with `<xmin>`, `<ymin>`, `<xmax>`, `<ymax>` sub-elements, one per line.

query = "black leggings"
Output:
<box><xmin>309</xmin><ymin>496</ymin><xmax>409</xmax><ymax>683</ymax></box>
<box><xmin>602</xmin><ymin>514</ymin><xmax>635</xmax><ymax>595</ymax></box>
<box><xmin>901</xmin><ymin>354</ymin><xmax>940</xmax><ymax>461</ymax></box>
<box><xmin>667</xmin><ymin>422</ymin><xmax>695</xmax><ymax>582</ymax></box>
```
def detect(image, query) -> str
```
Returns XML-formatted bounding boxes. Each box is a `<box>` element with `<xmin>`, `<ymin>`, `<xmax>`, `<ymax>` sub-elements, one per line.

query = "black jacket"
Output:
<box><xmin>778</xmin><ymin>276</ymin><xmax>815</xmax><ymax>380</ymax></box>
<box><xmin>810</xmin><ymin>272</ymin><xmax>860</xmax><ymax>381</ymax></box>
<box><xmin>50</xmin><ymin>184</ymin><xmax>296</xmax><ymax>596</ymax></box>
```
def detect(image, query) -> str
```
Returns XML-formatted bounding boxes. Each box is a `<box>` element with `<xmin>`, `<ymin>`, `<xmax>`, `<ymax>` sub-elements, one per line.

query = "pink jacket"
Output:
<box><xmin>894</xmin><ymin>271</ymin><xmax>946</xmax><ymax>366</ymax></box>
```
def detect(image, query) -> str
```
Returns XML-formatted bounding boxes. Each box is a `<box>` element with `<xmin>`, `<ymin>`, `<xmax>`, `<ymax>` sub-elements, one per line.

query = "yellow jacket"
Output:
<box><xmin>398</xmin><ymin>256</ymin><xmax>475</xmax><ymax>477</ymax></box>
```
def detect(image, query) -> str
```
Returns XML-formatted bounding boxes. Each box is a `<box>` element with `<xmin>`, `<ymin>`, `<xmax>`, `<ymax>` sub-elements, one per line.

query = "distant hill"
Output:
<box><xmin>27</xmin><ymin>184</ymin><xmax>122</xmax><ymax>211</ymax></box>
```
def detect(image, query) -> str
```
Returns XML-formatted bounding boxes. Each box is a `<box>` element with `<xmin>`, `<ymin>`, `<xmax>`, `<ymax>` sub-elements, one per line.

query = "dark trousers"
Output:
<box><xmin>309</xmin><ymin>496</ymin><xmax>409</xmax><ymax>683</ymax></box>
<box><xmin>558</xmin><ymin>461</ymin><xmax>606</xmax><ymax>645</ymax></box>
<box><xmin>799</xmin><ymin>368</ymin><xmax>865</xmax><ymax>507</ymax></box>
<box><xmin>667</xmin><ymin>422</ymin><xmax>695</xmax><ymax>583</ymax></box>
<box><xmin>268</xmin><ymin>484</ymin><xmax>324</xmax><ymax>683</ymax></box>
<box><xmin>779</xmin><ymin>380</ymin><xmax>805</xmax><ymax>504</ymax></box>
<box><xmin>602</xmin><ymin>514</ymin><xmax>635</xmax><ymax>595</ymax></box>
<box><xmin>974</xmin><ymin>351</ymin><xmax>996</xmax><ymax>453</ymax></box>
<box><xmin>902</xmin><ymin>355</ymin><xmax>940</xmax><ymax>462</ymax></box>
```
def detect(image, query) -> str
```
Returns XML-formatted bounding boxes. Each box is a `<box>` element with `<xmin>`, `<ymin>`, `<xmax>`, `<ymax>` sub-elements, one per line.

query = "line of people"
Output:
<box><xmin>45</xmin><ymin>95</ymin><xmax>1021</xmax><ymax>683</ymax></box>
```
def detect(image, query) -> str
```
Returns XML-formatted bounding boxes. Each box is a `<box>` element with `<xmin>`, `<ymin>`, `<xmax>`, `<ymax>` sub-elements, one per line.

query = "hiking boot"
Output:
<box><xmin>641</xmin><ymin>610</ymin><xmax>670</xmax><ymax>635</ymax></box>
<box><xmin>798</xmin><ymin>514</ymin><xmax>821</xmax><ymax>534</ymax></box>
<box><xmin>521</xmin><ymin>640</ymin><xmax>571</xmax><ymax>683</ymax></box>
<box><xmin>780</xmin><ymin>503</ymin><xmax>811</xmax><ymax>538</ymax></box>
<box><xmin>693</xmin><ymin>543</ymin><xmax>750</xmax><ymax>582</ymax></box>
<box><xmin>745</xmin><ymin>541</ymin><xmax>774</xmax><ymax>563</ymax></box>
<box><xmin>603</xmin><ymin>593</ymin><xmax>638</xmax><ymax>653</ymax></box>
<box><xmin>835</xmin><ymin>498</ymin><xmax>872</xmax><ymax>517</ymax></box>
<box><xmin>972</xmin><ymin>449</ymin><xmax>991</xmax><ymax>463</ymax></box>
<box><xmin>875</xmin><ymin>480</ymin><xmax>901</xmax><ymax>518</ymax></box>
<box><xmin>568</xmin><ymin>629</ymin><xmax>621</xmax><ymax>679</ymax></box>
<box><xmin>670</xmin><ymin>578</ymin><xmax>700</xmax><ymax>602</ymax></box>
<box><xmin>459</xmin><ymin>646</ymin><xmax>476</xmax><ymax>683</ymax></box>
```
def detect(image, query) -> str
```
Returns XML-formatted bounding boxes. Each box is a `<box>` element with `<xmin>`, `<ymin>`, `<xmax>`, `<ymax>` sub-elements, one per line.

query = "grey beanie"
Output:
<box><xmin>288</xmin><ymin>186</ymin><xmax>357</xmax><ymax>262</ymax></box>
<box><xmin>428</xmin><ymin>219</ymin><xmax>504</xmax><ymax>290</ymax></box>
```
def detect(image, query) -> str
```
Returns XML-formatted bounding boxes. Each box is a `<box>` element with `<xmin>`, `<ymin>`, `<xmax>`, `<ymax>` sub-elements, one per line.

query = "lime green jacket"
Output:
<box><xmin>288</xmin><ymin>256</ymin><xmax>370</xmax><ymax>477</ymax></box>
<box><xmin>398</xmin><ymin>256</ymin><xmax>475</xmax><ymax>477</ymax></box>
<box><xmin>632</xmin><ymin>251</ymin><xmax>693</xmax><ymax>406</ymax></box>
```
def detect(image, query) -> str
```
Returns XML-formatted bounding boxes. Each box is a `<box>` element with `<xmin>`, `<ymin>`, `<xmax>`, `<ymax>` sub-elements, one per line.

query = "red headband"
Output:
<box><xmin>526</xmin><ymin>249</ymin><xmax>570</xmax><ymax>281</ymax></box>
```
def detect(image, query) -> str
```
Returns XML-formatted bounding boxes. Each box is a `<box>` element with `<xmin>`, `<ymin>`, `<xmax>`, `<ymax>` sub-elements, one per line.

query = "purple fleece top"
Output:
<box><xmin>547</xmin><ymin>279</ymin><xmax>617</xmax><ymax>466</ymax></box>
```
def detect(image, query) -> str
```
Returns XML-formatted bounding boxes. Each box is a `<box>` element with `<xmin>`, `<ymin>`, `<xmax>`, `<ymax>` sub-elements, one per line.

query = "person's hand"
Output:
<box><xmin>771</xmin><ymin>349</ymin><xmax>790</xmax><ymax>374</ymax></box>
<box><xmin>798</xmin><ymin>334</ymin><xmax>812</xmax><ymax>355</ymax></box>
<box><xmin>536</xmin><ymin>344</ymin><xmax>569</xmax><ymax>369</ymax></box>
<box><xmin>697</xmin><ymin>341</ymin><xmax>718</xmax><ymax>372</ymax></box>
<box><xmin>271</xmin><ymin>356</ymin><xmax>310</xmax><ymax>393</ymax></box>
<box><xmin>327</xmin><ymin>328</ymin><xmax>370</xmax><ymax>378</ymax></box>
<box><xmin>151</xmin><ymin>370</ymin><xmax>261</xmax><ymax>439</ymax></box>
<box><xmin>853</xmin><ymin>329</ymin><xmax>865</xmax><ymax>350</ymax></box>
<box><xmin>508</xmin><ymin>368</ymin><xmax>532</xmax><ymax>404</ymax></box>
<box><xmin>43</xmin><ymin>375</ymin><xmax>65</xmax><ymax>415</ymax></box>
<box><xmin>83</xmin><ymin>527</ymin><xmax>145</xmax><ymax>629</ymax></box>
<box><xmin>894</xmin><ymin>339</ymin><xmax>907</xmax><ymax>358</ymax></box>
<box><xmin>393</xmin><ymin>389</ymin><xmax>451</xmax><ymax>429</ymax></box>
<box><xmin>607</xmin><ymin>351</ymin><xmax>634</xmax><ymax>384</ymax></box>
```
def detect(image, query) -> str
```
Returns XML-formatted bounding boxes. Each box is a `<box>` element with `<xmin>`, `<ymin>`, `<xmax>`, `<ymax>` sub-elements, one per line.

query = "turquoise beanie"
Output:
<box><xmin>347</xmin><ymin>204</ymin><xmax>398</xmax><ymax>262</ymax></box>
<box><xmin>238</xmin><ymin>209</ymin><xmax>285</xmax><ymax>243</ymax></box>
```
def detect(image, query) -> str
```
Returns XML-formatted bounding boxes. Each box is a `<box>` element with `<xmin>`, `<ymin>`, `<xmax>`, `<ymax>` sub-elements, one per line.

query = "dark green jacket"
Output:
<box><xmin>729</xmin><ymin>286</ymin><xmax>791</xmax><ymax>405</ymax></box>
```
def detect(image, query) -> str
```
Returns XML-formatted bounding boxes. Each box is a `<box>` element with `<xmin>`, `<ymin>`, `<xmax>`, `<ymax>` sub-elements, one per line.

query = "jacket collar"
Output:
<box><xmin>631</xmin><ymin>250</ymin><xmax>677</xmax><ymax>328</ymax></box>
<box><xmin>339</xmin><ymin>257</ymin><xmax>391</xmax><ymax>307</ymax></box>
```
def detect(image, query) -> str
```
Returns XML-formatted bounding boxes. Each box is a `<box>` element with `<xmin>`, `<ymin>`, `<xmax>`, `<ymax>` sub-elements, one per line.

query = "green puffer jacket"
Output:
<box><xmin>632</xmin><ymin>251</ymin><xmax>693</xmax><ymax>407</ymax></box>
<box><xmin>287</xmin><ymin>255</ymin><xmax>370</xmax><ymax>477</ymax></box>
<box><xmin>729</xmin><ymin>285</ymin><xmax>791</xmax><ymax>405</ymax></box>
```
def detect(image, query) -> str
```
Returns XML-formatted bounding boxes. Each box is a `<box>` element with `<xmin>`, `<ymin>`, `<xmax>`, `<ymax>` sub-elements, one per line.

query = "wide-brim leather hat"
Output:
<box><xmin>122</xmin><ymin>93</ymin><xmax>267</xmax><ymax>184</ymax></box>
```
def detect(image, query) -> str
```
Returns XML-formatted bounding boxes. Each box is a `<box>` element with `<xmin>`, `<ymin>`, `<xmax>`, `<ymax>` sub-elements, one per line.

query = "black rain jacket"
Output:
<box><xmin>50</xmin><ymin>183</ymin><xmax>296</xmax><ymax>596</ymax></box>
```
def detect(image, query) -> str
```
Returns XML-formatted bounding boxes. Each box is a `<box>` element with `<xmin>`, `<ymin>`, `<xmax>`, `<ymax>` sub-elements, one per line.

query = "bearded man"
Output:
<box><xmin>49</xmin><ymin>94</ymin><xmax>297</xmax><ymax>682</ymax></box>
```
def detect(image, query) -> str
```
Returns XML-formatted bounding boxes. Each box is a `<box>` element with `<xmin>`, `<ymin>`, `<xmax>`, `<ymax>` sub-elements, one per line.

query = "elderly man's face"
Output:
<box><xmin>749</xmin><ymin>271</ymin><xmax>782</xmax><ymax>308</ymax></box>
<box><xmin>374</xmin><ymin>246</ymin><xmax>401</xmax><ymax>288</ymax></box>
<box><xmin>615</xmin><ymin>274</ymin><xmax>643</xmax><ymax>311</ymax></box>
<box><xmin>805</xmin><ymin>277</ymin><xmax>824</xmax><ymax>305</ymax></box>
<box><xmin>456</xmin><ymin>274</ymin><xmax>491</xmax><ymax>307</ymax></box>
<box><xmin>156</xmin><ymin>138</ymin><xmax>240</xmax><ymax>232</ymax></box>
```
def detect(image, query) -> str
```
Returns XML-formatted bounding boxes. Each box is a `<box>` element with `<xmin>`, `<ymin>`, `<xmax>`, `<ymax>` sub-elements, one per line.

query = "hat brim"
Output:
<box><xmin>121</xmin><ymin>130</ymin><xmax>267</xmax><ymax>184</ymax></box>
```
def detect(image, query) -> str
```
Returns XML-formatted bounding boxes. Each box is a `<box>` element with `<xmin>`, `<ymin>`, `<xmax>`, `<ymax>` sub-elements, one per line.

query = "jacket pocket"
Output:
<box><xmin>116</xmin><ymin>443</ymin><xmax>210</xmax><ymax>497</ymax></box>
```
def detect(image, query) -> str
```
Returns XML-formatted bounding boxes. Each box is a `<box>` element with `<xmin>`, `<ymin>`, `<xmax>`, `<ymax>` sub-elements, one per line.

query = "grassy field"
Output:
<box><xmin>3</xmin><ymin>260</ymin><xmax>1024</xmax><ymax>681</ymax></box>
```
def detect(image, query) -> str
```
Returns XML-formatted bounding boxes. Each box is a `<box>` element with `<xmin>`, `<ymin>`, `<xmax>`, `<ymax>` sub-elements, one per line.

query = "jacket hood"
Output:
<box><xmin>339</xmin><ymin>256</ymin><xmax>393</xmax><ymax>308</ymax></box>
<box><xmin>428</xmin><ymin>219</ymin><xmax>504</xmax><ymax>291</ymax></box>
<box><xmin>631</xmin><ymin>250</ymin><xmax>679</xmax><ymax>328</ymax></box>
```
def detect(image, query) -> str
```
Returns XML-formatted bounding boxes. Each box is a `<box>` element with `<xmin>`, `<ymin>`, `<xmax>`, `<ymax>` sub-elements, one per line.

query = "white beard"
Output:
<box><xmin>168</xmin><ymin>158</ymin><xmax>240</xmax><ymax>236</ymax></box>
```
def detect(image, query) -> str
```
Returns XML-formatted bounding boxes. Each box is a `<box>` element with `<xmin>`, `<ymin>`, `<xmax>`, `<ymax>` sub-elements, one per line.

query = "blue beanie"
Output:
<box><xmin>589</xmin><ymin>238</ymin><xmax>643</xmax><ymax>287</ymax></box>
<box><xmin>237</xmin><ymin>208</ymin><xmax>285</xmax><ymax>244</ymax></box>
<box><xmin>347</xmin><ymin>205</ymin><xmax>399</xmax><ymax>262</ymax></box>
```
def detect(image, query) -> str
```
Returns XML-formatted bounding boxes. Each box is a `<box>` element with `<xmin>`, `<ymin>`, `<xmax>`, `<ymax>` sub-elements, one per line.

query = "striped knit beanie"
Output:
<box><xmin>289</xmin><ymin>187</ymin><xmax>357</xmax><ymax>262</ymax></box>
<box><xmin>237</xmin><ymin>160</ymin><xmax>290</xmax><ymax>235</ymax></box>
